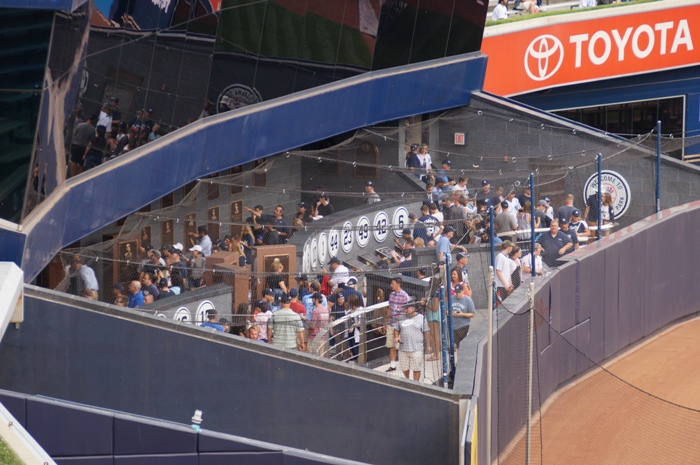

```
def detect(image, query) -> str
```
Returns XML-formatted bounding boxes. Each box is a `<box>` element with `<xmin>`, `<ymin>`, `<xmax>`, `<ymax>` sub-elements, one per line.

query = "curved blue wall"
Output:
<box><xmin>8</xmin><ymin>53</ymin><xmax>487</xmax><ymax>281</ymax></box>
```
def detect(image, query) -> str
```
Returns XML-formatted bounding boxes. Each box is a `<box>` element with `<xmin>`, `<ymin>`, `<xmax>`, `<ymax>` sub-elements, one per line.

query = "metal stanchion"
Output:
<box><xmin>526</xmin><ymin>281</ymin><xmax>535</xmax><ymax>465</ymax></box>
<box><xmin>486</xmin><ymin>266</ymin><xmax>494</xmax><ymax>465</ymax></box>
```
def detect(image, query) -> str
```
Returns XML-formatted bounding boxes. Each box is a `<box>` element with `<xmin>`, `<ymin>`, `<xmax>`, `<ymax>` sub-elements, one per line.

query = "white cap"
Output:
<box><xmin>173</xmin><ymin>243</ymin><xmax>184</xmax><ymax>251</ymax></box>
<box><xmin>189</xmin><ymin>245</ymin><xmax>202</xmax><ymax>252</ymax></box>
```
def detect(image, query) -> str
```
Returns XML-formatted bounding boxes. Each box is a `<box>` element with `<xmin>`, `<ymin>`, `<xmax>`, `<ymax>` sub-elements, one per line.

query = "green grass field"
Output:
<box><xmin>0</xmin><ymin>438</ymin><xmax>24</xmax><ymax>465</ymax></box>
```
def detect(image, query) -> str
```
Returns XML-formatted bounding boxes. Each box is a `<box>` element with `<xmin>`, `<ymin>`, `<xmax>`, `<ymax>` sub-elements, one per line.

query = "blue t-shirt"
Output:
<box><xmin>201</xmin><ymin>322</ymin><xmax>224</xmax><ymax>332</ymax></box>
<box><xmin>128</xmin><ymin>292</ymin><xmax>144</xmax><ymax>308</ymax></box>
<box><xmin>436</xmin><ymin>235</ymin><xmax>452</xmax><ymax>263</ymax></box>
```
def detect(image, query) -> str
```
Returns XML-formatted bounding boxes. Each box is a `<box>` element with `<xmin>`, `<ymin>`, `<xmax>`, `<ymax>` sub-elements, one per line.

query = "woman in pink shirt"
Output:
<box><xmin>308</xmin><ymin>292</ymin><xmax>330</xmax><ymax>356</ymax></box>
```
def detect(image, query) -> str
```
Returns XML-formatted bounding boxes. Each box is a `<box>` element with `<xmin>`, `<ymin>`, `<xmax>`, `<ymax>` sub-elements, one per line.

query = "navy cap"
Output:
<box><xmin>454</xmin><ymin>283</ymin><xmax>464</xmax><ymax>293</ymax></box>
<box><xmin>444</xmin><ymin>225</ymin><xmax>455</xmax><ymax>234</ymax></box>
<box><xmin>572</xmin><ymin>209</ymin><xmax>581</xmax><ymax>217</ymax></box>
<box><xmin>482</xmin><ymin>180</ymin><xmax>490</xmax><ymax>186</ymax></box>
<box><xmin>442</xmin><ymin>160</ymin><xmax>451</xmax><ymax>166</ymax></box>
<box><xmin>262</xmin><ymin>288</ymin><xmax>274</xmax><ymax>296</ymax></box>
<box><xmin>289</xmin><ymin>288</ymin><xmax>298</xmax><ymax>297</ymax></box>
<box><xmin>501</xmin><ymin>201</ymin><xmax>509</xmax><ymax>208</ymax></box>
<box><xmin>329</xmin><ymin>257</ymin><xmax>341</xmax><ymax>265</ymax></box>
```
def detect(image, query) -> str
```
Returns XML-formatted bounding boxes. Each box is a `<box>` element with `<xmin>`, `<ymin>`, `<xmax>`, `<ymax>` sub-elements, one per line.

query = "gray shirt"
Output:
<box><xmin>76</xmin><ymin>265</ymin><xmax>99</xmax><ymax>293</ymax></box>
<box><xmin>72</xmin><ymin>122</ymin><xmax>95</xmax><ymax>148</ymax></box>
<box><xmin>451</xmin><ymin>295</ymin><xmax>475</xmax><ymax>330</ymax></box>
<box><xmin>494</xmin><ymin>211</ymin><xmax>517</xmax><ymax>239</ymax></box>
<box><xmin>397</xmin><ymin>312</ymin><xmax>429</xmax><ymax>352</ymax></box>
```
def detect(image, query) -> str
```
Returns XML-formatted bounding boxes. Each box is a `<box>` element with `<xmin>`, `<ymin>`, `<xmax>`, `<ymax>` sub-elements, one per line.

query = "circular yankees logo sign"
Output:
<box><xmin>524</xmin><ymin>34</ymin><xmax>564</xmax><ymax>81</ymax></box>
<box><xmin>583</xmin><ymin>170</ymin><xmax>631</xmax><ymax>219</ymax></box>
<box><xmin>217</xmin><ymin>84</ymin><xmax>262</xmax><ymax>112</ymax></box>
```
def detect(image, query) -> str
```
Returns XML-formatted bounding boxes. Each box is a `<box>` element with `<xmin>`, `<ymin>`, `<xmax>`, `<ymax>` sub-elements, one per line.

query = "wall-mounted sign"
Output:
<box><xmin>310</xmin><ymin>238</ymin><xmax>318</xmax><ymax>269</ymax></box>
<box><xmin>328</xmin><ymin>228</ymin><xmax>339</xmax><ymax>257</ymax></box>
<box><xmin>482</xmin><ymin>5</ymin><xmax>697</xmax><ymax>96</ymax></box>
<box><xmin>341</xmin><ymin>221</ymin><xmax>354</xmax><ymax>253</ymax></box>
<box><xmin>373</xmin><ymin>211</ymin><xmax>389</xmax><ymax>243</ymax></box>
<box><xmin>317</xmin><ymin>232</ymin><xmax>328</xmax><ymax>266</ymax></box>
<box><xmin>583</xmin><ymin>170</ymin><xmax>631</xmax><ymax>218</ymax></box>
<box><xmin>356</xmin><ymin>216</ymin><xmax>370</xmax><ymax>248</ymax></box>
<box><xmin>392</xmin><ymin>207</ymin><xmax>409</xmax><ymax>238</ymax></box>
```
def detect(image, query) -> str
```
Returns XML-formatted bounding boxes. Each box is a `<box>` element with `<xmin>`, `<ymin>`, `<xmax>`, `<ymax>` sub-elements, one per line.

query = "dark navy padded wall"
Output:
<box><xmin>113</xmin><ymin>415</ymin><xmax>197</xmax><ymax>455</ymax></box>
<box><xmin>0</xmin><ymin>390</ymin><xmax>27</xmax><ymax>426</ymax></box>
<box><xmin>26</xmin><ymin>398</ymin><xmax>113</xmax><ymax>457</ymax></box>
<box><xmin>113</xmin><ymin>455</ymin><xmax>198</xmax><ymax>465</ymax></box>
<box><xmin>0</xmin><ymin>292</ymin><xmax>460</xmax><ymax>465</ymax></box>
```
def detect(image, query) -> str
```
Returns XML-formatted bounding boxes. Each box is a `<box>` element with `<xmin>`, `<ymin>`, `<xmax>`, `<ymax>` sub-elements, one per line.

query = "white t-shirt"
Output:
<box><xmin>521</xmin><ymin>253</ymin><xmax>543</xmax><ymax>275</ymax></box>
<box><xmin>493</xmin><ymin>3</ymin><xmax>508</xmax><ymax>20</ymax></box>
<box><xmin>495</xmin><ymin>252</ymin><xmax>512</xmax><ymax>288</ymax></box>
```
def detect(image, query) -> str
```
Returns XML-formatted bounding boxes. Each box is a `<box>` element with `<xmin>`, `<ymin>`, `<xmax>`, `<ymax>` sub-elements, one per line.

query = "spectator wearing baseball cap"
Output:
<box><xmin>406</xmin><ymin>143</ymin><xmax>422</xmax><ymax>176</ymax></box>
<box><xmin>365</xmin><ymin>181</ymin><xmax>381</xmax><ymax>204</ymax></box>
<box><xmin>535</xmin><ymin>200</ymin><xmax>551</xmax><ymax>228</ymax></box>
<box><xmin>452</xmin><ymin>284</ymin><xmax>476</xmax><ymax>349</ymax></box>
<box><xmin>435</xmin><ymin>159</ymin><xmax>455</xmax><ymax>186</ymax></box>
<box><xmin>541</xmin><ymin>197</ymin><xmax>554</xmax><ymax>221</ymax></box>
<box><xmin>294</xmin><ymin>273</ymin><xmax>310</xmax><ymax>299</ymax></box>
<box><xmin>156</xmin><ymin>278</ymin><xmax>175</xmax><ymax>300</ymax></box>
<box><xmin>296</xmin><ymin>202</ymin><xmax>314</xmax><ymax>225</ymax></box>
<box><xmin>569</xmin><ymin>209</ymin><xmax>590</xmax><ymax>237</ymax></box>
<box><xmin>188</xmin><ymin>244</ymin><xmax>206</xmax><ymax>289</ymax></box>
<box><xmin>476</xmin><ymin>179</ymin><xmax>501</xmax><ymax>213</ymax></box>
<box><xmin>321</xmin><ymin>256</ymin><xmax>349</xmax><ymax>291</ymax></box>
<box><xmin>436</xmin><ymin>225</ymin><xmax>467</xmax><ymax>264</ymax></box>
<box><xmin>340</xmin><ymin>276</ymin><xmax>365</xmax><ymax>306</ymax></box>
<box><xmin>495</xmin><ymin>201</ymin><xmax>517</xmax><ymax>243</ymax></box>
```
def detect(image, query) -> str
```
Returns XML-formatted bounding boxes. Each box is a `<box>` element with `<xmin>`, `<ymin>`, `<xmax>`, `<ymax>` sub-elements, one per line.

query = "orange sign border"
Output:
<box><xmin>482</xmin><ymin>2</ymin><xmax>700</xmax><ymax>96</ymax></box>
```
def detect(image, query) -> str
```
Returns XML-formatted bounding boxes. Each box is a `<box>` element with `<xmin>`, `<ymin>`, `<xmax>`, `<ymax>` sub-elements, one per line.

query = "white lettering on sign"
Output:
<box><xmin>152</xmin><ymin>0</ymin><xmax>171</xmax><ymax>13</ymax></box>
<box><xmin>569</xmin><ymin>20</ymin><xmax>693</xmax><ymax>69</ymax></box>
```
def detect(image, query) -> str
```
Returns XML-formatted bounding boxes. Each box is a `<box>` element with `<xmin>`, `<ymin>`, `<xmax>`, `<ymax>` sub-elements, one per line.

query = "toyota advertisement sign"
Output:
<box><xmin>481</xmin><ymin>2</ymin><xmax>698</xmax><ymax>96</ymax></box>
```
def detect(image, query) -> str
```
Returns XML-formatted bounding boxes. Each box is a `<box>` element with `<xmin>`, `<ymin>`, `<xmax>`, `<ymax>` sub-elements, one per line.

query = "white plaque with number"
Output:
<box><xmin>373</xmin><ymin>211</ymin><xmax>389</xmax><ymax>243</ymax></box>
<box><xmin>328</xmin><ymin>228</ymin><xmax>339</xmax><ymax>257</ymax></box>
<box><xmin>392</xmin><ymin>207</ymin><xmax>409</xmax><ymax>238</ymax></box>
<box><xmin>356</xmin><ymin>216</ymin><xmax>370</xmax><ymax>248</ymax></box>
<box><xmin>341</xmin><ymin>221</ymin><xmax>354</xmax><ymax>253</ymax></box>
<box><xmin>310</xmin><ymin>238</ymin><xmax>318</xmax><ymax>269</ymax></box>
<box><xmin>317</xmin><ymin>232</ymin><xmax>328</xmax><ymax>266</ymax></box>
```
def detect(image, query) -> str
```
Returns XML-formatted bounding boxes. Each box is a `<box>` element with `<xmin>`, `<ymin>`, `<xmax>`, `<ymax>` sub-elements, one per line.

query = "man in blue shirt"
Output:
<box><xmin>537</xmin><ymin>219</ymin><xmax>573</xmax><ymax>267</ymax></box>
<box><xmin>436</xmin><ymin>226</ymin><xmax>467</xmax><ymax>265</ymax></box>
<box><xmin>200</xmin><ymin>309</ymin><xmax>224</xmax><ymax>332</ymax></box>
<box><xmin>127</xmin><ymin>280</ymin><xmax>144</xmax><ymax>308</ymax></box>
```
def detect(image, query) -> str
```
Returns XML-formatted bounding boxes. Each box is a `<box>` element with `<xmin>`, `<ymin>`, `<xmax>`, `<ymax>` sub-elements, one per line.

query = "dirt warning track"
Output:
<box><xmin>499</xmin><ymin>316</ymin><xmax>700</xmax><ymax>465</ymax></box>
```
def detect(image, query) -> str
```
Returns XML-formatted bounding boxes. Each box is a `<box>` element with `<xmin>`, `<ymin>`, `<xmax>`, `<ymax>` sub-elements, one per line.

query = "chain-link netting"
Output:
<box><xmin>50</xmin><ymin>101</ymin><xmax>700</xmax><ymax>388</ymax></box>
